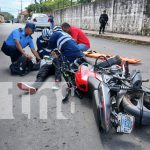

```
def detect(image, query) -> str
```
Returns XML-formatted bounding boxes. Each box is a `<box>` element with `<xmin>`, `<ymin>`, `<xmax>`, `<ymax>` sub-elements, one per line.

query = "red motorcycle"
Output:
<box><xmin>59</xmin><ymin>52</ymin><xmax>150</xmax><ymax>133</ymax></box>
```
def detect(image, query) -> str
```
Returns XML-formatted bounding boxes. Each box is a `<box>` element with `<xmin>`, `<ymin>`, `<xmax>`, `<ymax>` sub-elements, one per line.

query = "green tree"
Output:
<box><xmin>26</xmin><ymin>4</ymin><xmax>35</xmax><ymax>15</ymax></box>
<box><xmin>0</xmin><ymin>12</ymin><xmax>14</xmax><ymax>20</ymax></box>
<box><xmin>78</xmin><ymin>0</ymin><xmax>92</xmax><ymax>3</ymax></box>
<box><xmin>25</xmin><ymin>0</ymin><xmax>92</xmax><ymax>13</ymax></box>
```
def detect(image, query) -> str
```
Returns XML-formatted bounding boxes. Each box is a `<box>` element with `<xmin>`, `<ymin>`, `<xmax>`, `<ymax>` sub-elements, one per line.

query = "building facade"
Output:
<box><xmin>0</xmin><ymin>14</ymin><xmax>4</xmax><ymax>23</ymax></box>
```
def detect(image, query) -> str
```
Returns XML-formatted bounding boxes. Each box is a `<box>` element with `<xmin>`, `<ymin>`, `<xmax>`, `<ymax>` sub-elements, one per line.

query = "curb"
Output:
<box><xmin>85</xmin><ymin>32</ymin><xmax>150</xmax><ymax>45</ymax></box>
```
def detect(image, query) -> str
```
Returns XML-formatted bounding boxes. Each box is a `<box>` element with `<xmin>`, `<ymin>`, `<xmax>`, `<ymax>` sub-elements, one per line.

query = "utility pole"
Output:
<box><xmin>17</xmin><ymin>9</ymin><xmax>20</xmax><ymax>23</ymax></box>
<box><xmin>35</xmin><ymin>0</ymin><xmax>37</xmax><ymax>12</ymax></box>
<box><xmin>71</xmin><ymin>0</ymin><xmax>73</xmax><ymax>7</ymax></box>
<box><xmin>39</xmin><ymin>0</ymin><xmax>42</xmax><ymax>12</ymax></box>
<box><xmin>21</xmin><ymin>0</ymin><xmax>22</xmax><ymax>14</ymax></box>
<box><xmin>19</xmin><ymin>0</ymin><xmax>23</xmax><ymax>23</ymax></box>
<box><xmin>63</xmin><ymin>0</ymin><xmax>64</xmax><ymax>8</ymax></box>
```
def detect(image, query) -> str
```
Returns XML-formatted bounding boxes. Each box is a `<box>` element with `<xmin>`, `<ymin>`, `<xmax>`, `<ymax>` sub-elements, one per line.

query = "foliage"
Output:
<box><xmin>78</xmin><ymin>0</ymin><xmax>92</xmax><ymax>4</ymax></box>
<box><xmin>26</xmin><ymin>4</ymin><xmax>35</xmax><ymax>15</ymax></box>
<box><xmin>25</xmin><ymin>0</ymin><xmax>93</xmax><ymax>13</ymax></box>
<box><xmin>0</xmin><ymin>12</ymin><xmax>14</xmax><ymax>20</ymax></box>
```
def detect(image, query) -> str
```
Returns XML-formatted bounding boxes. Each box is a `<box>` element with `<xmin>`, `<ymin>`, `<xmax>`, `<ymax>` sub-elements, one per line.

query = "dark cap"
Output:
<box><xmin>25</xmin><ymin>23</ymin><xmax>36</xmax><ymax>33</ymax></box>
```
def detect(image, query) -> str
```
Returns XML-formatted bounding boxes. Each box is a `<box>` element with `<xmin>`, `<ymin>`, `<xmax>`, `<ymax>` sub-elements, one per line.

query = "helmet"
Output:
<box><xmin>53</xmin><ymin>26</ymin><xmax>62</xmax><ymax>32</ymax></box>
<box><xmin>42</xmin><ymin>28</ymin><xmax>52</xmax><ymax>40</ymax></box>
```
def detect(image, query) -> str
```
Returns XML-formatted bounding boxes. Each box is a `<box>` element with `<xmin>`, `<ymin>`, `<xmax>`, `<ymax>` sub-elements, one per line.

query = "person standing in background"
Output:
<box><xmin>49</xmin><ymin>15</ymin><xmax>54</xmax><ymax>30</ymax></box>
<box><xmin>99</xmin><ymin>10</ymin><xmax>108</xmax><ymax>34</ymax></box>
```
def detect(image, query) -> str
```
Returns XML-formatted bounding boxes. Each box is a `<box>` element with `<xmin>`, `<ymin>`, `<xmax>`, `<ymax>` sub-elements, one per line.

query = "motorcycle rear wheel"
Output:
<box><xmin>122</xmin><ymin>91</ymin><xmax>150</xmax><ymax>125</ymax></box>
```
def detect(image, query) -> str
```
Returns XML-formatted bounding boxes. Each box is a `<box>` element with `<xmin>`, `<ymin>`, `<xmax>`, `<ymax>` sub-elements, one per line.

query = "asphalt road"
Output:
<box><xmin>0</xmin><ymin>23</ymin><xmax>150</xmax><ymax>150</ymax></box>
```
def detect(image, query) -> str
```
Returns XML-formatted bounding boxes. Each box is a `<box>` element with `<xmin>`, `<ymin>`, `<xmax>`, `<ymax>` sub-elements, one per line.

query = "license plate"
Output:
<box><xmin>117</xmin><ymin>113</ymin><xmax>134</xmax><ymax>133</ymax></box>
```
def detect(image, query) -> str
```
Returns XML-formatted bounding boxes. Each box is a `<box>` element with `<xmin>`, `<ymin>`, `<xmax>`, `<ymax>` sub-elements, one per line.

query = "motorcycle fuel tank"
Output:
<box><xmin>75</xmin><ymin>64</ymin><xmax>96</xmax><ymax>92</ymax></box>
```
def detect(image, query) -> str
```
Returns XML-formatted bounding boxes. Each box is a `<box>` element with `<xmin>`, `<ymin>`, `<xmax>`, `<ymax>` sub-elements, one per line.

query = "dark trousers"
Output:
<box><xmin>99</xmin><ymin>23</ymin><xmax>106</xmax><ymax>34</ymax></box>
<box><xmin>1</xmin><ymin>42</ymin><xmax>21</xmax><ymax>63</ymax></box>
<box><xmin>32</xmin><ymin>58</ymin><xmax>61</xmax><ymax>89</ymax></box>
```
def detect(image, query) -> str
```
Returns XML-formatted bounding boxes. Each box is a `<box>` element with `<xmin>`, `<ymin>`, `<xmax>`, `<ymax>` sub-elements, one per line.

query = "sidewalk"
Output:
<box><xmin>83</xmin><ymin>30</ymin><xmax>150</xmax><ymax>45</ymax></box>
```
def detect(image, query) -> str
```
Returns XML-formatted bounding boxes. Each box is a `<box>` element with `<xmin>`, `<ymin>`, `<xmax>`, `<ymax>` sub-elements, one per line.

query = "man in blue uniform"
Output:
<box><xmin>1</xmin><ymin>23</ymin><xmax>41</xmax><ymax>63</ymax></box>
<box><xmin>36</xmin><ymin>28</ymin><xmax>52</xmax><ymax>59</ymax></box>
<box><xmin>48</xmin><ymin>27</ymin><xmax>83</xmax><ymax>62</ymax></box>
<box><xmin>17</xmin><ymin>27</ymin><xmax>84</xmax><ymax>93</ymax></box>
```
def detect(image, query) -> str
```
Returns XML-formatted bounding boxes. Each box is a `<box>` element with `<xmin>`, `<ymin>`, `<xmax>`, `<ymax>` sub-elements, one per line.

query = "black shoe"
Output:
<box><xmin>32</xmin><ymin>62</ymin><xmax>40</xmax><ymax>71</ymax></box>
<box><xmin>9</xmin><ymin>63</ymin><xmax>26</xmax><ymax>76</ymax></box>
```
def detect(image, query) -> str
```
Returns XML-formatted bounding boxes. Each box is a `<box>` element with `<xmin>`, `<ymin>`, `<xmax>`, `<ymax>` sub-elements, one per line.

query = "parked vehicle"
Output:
<box><xmin>5</xmin><ymin>20</ymin><xmax>11</xmax><ymax>23</ymax></box>
<box><xmin>28</xmin><ymin>13</ymin><xmax>50</xmax><ymax>30</ymax></box>
<box><xmin>13</xmin><ymin>18</ymin><xmax>19</xmax><ymax>23</ymax></box>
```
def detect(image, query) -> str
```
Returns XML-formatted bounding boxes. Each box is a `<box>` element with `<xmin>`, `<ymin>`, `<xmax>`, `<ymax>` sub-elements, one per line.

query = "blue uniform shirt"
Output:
<box><xmin>36</xmin><ymin>35</ymin><xmax>52</xmax><ymax>58</ymax></box>
<box><xmin>48</xmin><ymin>31</ymin><xmax>83</xmax><ymax>62</ymax></box>
<box><xmin>36</xmin><ymin>35</ymin><xmax>48</xmax><ymax>50</ymax></box>
<box><xmin>5</xmin><ymin>28</ymin><xmax>34</xmax><ymax>49</ymax></box>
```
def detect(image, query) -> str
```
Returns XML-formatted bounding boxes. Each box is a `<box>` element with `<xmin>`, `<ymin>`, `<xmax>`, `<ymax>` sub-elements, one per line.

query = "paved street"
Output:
<box><xmin>0</xmin><ymin>23</ymin><xmax>150</xmax><ymax>150</ymax></box>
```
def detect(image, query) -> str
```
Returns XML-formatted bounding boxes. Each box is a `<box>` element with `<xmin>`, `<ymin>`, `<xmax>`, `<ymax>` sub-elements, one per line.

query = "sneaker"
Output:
<box><xmin>17</xmin><ymin>82</ymin><xmax>37</xmax><ymax>94</ymax></box>
<box><xmin>51</xmin><ymin>80</ymin><xmax>60</xmax><ymax>90</ymax></box>
<box><xmin>55</xmin><ymin>79</ymin><xmax>61</xmax><ymax>82</ymax></box>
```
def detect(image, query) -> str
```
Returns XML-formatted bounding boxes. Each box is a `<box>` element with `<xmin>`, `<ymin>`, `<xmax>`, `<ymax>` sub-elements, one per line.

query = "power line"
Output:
<box><xmin>22</xmin><ymin>0</ymin><xmax>31</xmax><ymax>1</ymax></box>
<box><xmin>1</xmin><ymin>7</ymin><xmax>20</xmax><ymax>11</ymax></box>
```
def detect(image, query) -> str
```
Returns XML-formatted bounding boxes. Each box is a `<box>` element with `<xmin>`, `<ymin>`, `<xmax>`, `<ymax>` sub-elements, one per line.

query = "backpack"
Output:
<box><xmin>9</xmin><ymin>56</ymin><xmax>38</xmax><ymax>76</ymax></box>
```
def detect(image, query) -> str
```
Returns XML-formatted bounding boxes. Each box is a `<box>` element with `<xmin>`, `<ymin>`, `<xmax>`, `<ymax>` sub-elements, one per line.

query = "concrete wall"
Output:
<box><xmin>143</xmin><ymin>0</ymin><xmax>150</xmax><ymax>35</ymax></box>
<box><xmin>112</xmin><ymin>0</ymin><xmax>145</xmax><ymax>34</ymax></box>
<box><xmin>53</xmin><ymin>0</ymin><xmax>150</xmax><ymax>35</ymax></box>
<box><xmin>54</xmin><ymin>1</ymin><xmax>112</xmax><ymax>31</ymax></box>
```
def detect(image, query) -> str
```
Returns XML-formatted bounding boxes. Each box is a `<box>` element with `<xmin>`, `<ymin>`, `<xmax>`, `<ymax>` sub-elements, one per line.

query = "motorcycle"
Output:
<box><xmin>89</xmin><ymin>58</ymin><xmax>150</xmax><ymax>133</ymax></box>
<box><xmin>54</xmin><ymin>50</ymin><xmax>150</xmax><ymax>133</ymax></box>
